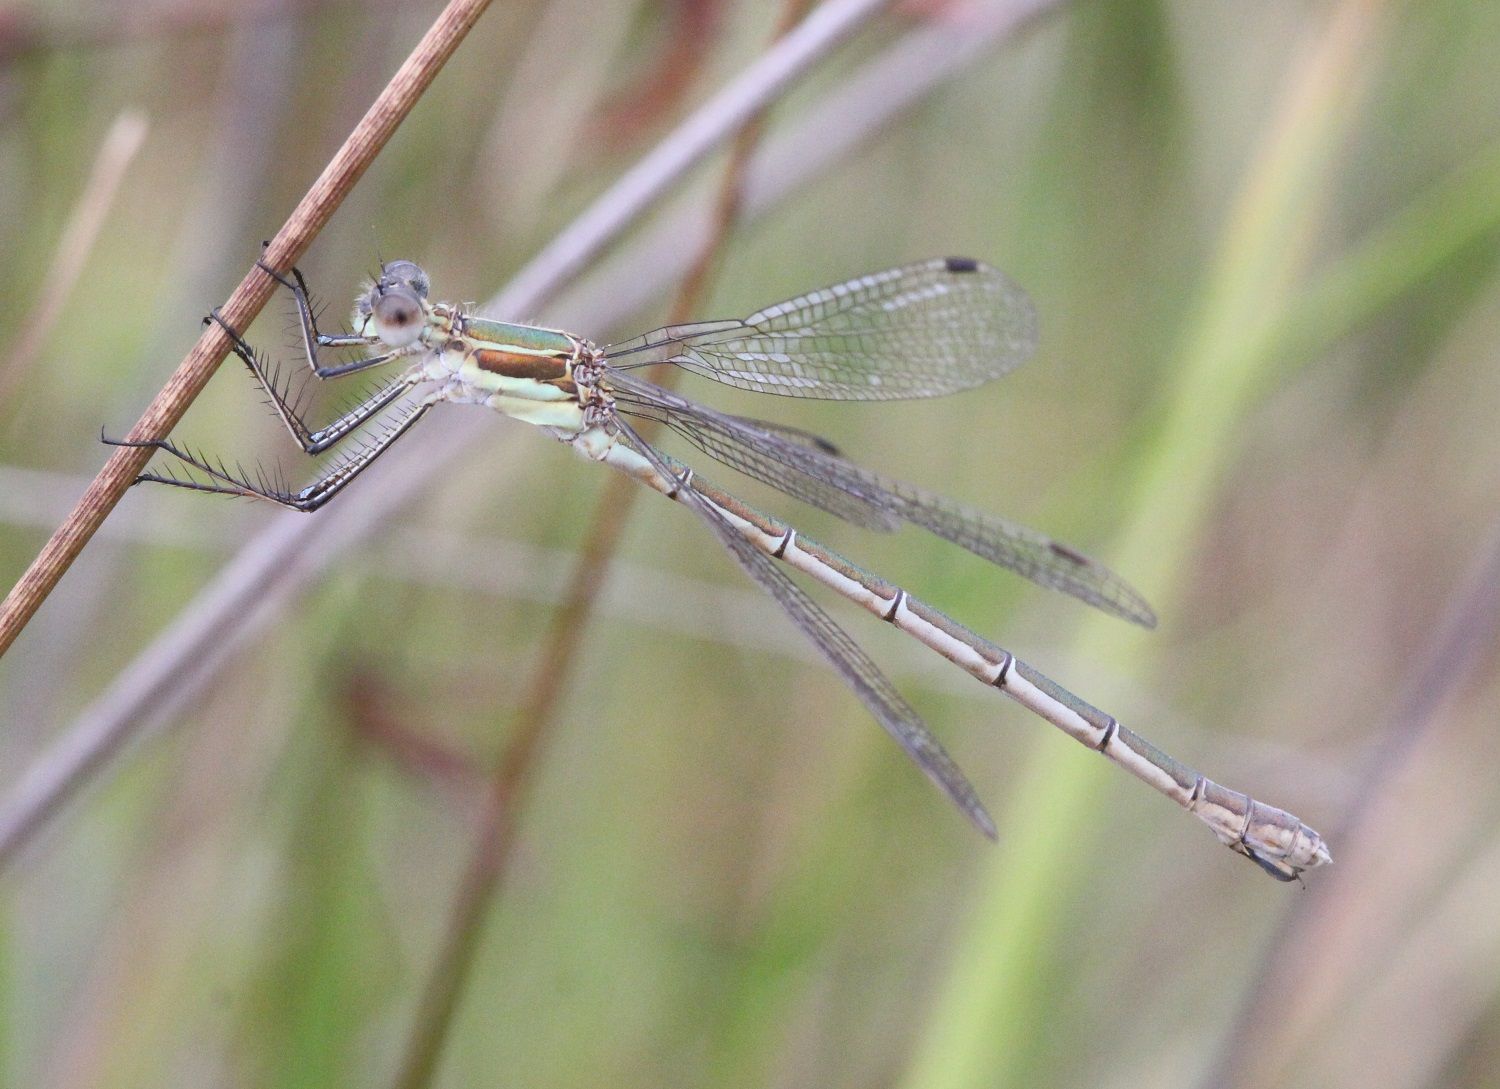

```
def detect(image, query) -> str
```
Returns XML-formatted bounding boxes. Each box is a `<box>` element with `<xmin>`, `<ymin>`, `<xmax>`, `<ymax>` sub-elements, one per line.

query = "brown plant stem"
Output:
<box><xmin>0</xmin><ymin>0</ymin><xmax>494</xmax><ymax>661</ymax></box>
<box><xmin>388</xmin><ymin>4</ymin><xmax>818</xmax><ymax>1086</ymax></box>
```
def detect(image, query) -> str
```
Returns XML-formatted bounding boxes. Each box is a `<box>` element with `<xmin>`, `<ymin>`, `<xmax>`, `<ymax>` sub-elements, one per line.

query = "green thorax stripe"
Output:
<box><xmin>461</xmin><ymin>317</ymin><xmax>577</xmax><ymax>356</ymax></box>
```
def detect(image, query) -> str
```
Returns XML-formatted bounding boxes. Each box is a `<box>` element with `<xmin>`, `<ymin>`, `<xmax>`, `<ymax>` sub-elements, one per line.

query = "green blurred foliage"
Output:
<box><xmin>3</xmin><ymin>2</ymin><xmax>1500</xmax><ymax>1088</ymax></box>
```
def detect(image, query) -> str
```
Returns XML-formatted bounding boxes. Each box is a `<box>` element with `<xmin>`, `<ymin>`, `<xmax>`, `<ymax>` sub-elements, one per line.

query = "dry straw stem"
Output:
<box><xmin>491</xmin><ymin>0</ymin><xmax>894</xmax><ymax>315</ymax></box>
<box><xmin>389</xmin><ymin>2</ymin><xmax>817</xmax><ymax>1085</ymax></box>
<box><xmin>0</xmin><ymin>0</ymin><xmax>1061</xmax><ymax>867</ymax></box>
<box><xmin>0</xmin><ymin>0</ymin><xmax>496</xmax><ymax>660</ymax></box>
<box><xmin>0</xmin><ymin>466</ymin><xmax>863</xmax><ymax>675</ymax></box>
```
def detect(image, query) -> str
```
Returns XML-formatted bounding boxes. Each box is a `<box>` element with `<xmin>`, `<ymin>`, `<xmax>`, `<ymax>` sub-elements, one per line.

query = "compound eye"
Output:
<box><xmin>382</xmin><ymin>259</ymin><xmax>430</xmax><ymax>299</ymax></box>
<box><xmin>373</xmin><ymin>290</ymin><xmax>423</xmax><ymax>347</ymax></box>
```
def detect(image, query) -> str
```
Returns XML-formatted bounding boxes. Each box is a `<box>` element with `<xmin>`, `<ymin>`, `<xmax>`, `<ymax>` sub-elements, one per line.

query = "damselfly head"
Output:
<box><xmin>355</xmin><ymin>259</ymin><xmax>431</xmax><ymax>348</ymax></box>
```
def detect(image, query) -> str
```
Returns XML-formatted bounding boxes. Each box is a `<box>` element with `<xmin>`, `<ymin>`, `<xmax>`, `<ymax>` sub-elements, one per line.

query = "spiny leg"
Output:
<box><xmin>256</xmin><ymin>257</ymin><xmax>398</xmax><ymax>379</ymax></box>
<box><xmin>104</xmin><ymin>395</ymin><xmax>436</xmax><ymax>512</ymax></box>
<box><xmin>206</xmin><ymin>309</ymin><xmax>422</xmax><ymax>455</ymax></box>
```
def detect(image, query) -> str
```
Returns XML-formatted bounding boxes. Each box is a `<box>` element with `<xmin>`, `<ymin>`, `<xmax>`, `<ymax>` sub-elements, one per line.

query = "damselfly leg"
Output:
<box><xmin>256</xmin><ymin>259</ymin><xmax>402</xmax><ymax>378</ymax></box>
<box><xmin>206</xmin><ymin>309</ymin><xmax>423</xmax><ymax>454</ymax></box>
<box><xmin>106</xmin><ymin>265</ymin><xmax>439</xmax><ymax>510</ymax></box>
<box><xmin>105</xmin><ymin>395</ymin><xmax>434</xmax><ymax>512</ymax></box>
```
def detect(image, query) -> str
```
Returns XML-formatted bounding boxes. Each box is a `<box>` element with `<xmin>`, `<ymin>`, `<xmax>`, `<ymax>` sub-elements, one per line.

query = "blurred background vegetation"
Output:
<box><xmin>3</xmin><ymin>0</ymin><xmax>1500</xmax><ymax>1087</ymax></box>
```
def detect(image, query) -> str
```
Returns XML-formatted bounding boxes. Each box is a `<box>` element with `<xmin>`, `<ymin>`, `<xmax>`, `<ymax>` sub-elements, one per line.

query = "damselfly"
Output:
<box><xmin>110</xmin><ymin>256</ymin><xmax>1330</xmax><ymax>879</ymax></box>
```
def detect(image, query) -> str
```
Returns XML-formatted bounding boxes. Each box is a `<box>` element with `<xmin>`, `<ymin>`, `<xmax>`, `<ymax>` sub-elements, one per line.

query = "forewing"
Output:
<box><xmin>614</xmin><ymin>378</ymin><xmax>899</xmax><ymax>532</ymax></box>
<box><xmin>610</xmin><ymin>374</ymin><xmax>1157</xmax><ymax>627</ymax></box>
<box><xmin>603</xmin><ymin>257</ymin><xmax>1037</xmax><ymax>401</ymax></box>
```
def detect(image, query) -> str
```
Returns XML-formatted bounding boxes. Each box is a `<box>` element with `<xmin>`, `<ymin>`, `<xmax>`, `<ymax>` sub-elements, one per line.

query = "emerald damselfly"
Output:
<box><xmin>109</xmin><ymin>256</ymin><xmax>1330</xmax><ymax>879</ymax></box>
